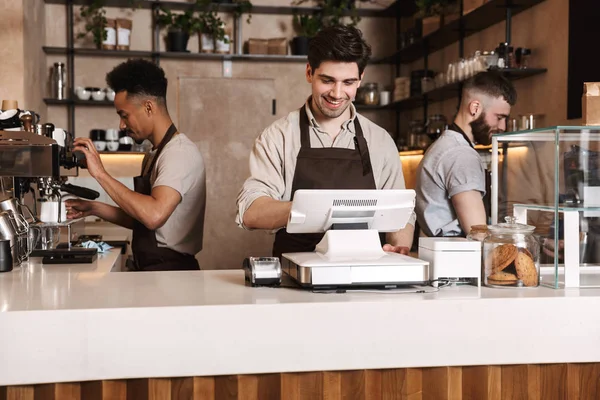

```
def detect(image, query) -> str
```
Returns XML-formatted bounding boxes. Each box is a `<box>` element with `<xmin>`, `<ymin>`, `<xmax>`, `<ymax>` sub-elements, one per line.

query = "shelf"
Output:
<box><xmin>373</xmin><ymin>0</ymin><xmax>546</xmax><ymax>65</ymax></box>
<box><xmin>373</xmin><ymin>68</ymin><xmax>548</xmax><ymax>112</ymax></box>
<box><xmin>44</xmin><ymin>0</ymin><xmax>390</xmax><ymax>17</ymax></box>
<box><xmin>43</xmin><ymin>47</ymin><xmax>307</xmax><ymax>62</ymax></box>
<box><xmin>514</xmin><ymin>204</ymin><xmax>600</xmax><ymax>212</ymax></box>
<box><xmin>43</xmin><ymin>46</ymin><xmax>154</xmax><ymax>58</ymax></box>
<box><xmin>44</xmin><ymin>98</ymin><xmax>114</xmax><ymax>106</ymax></box>
<box><xmin>158</xmin><ymin>52</ymin><xmax>307</xmax><ymax>62</ymax></box>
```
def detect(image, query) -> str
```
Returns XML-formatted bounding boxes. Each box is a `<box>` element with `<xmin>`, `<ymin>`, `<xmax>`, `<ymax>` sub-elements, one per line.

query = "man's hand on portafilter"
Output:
<box><xmin>73</xmin><ymin>137</ymin><xmax>107</xmax><ymax>179</ymax></box>
<box><xmin>65</xmin><ymin>198</ymin><xmax>94</xmax><ymax>220</ymax></box>
<box><xmin>383</xmin><ymin>244</ymin><xmax>410</xmax><ymax>255</ymax></box>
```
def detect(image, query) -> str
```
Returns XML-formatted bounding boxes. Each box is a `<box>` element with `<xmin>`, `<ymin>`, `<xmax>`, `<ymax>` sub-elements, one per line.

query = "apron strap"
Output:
<box><xmin>299</xmin><ymin>104</ymin><xmax>372</xmax><ymax>176</ymax></box>
<box><xmin>141</xmin><ymin>123</ymin><xmax>178</xmax><ymax>176</ymax></box>
<box><xmin>449</xmin><ymin>122</ymin><xmax>475</xmax><ymax>149</ymax></box>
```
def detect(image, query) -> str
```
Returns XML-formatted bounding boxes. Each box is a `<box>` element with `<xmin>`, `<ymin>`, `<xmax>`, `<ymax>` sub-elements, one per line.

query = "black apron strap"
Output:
<box><xmin>449</xmin><ymin>122</ymin><xmax>475</xmax><ymax>149</ymax></box>
<box><xmin>353</xmin><ymin>118</ymin><xmax>372</xmax><ymax>176</ymax></box>
<box><xmin>141</xmin><ymin>123</ymin><xmax>178</xmax><ymax>175</ymax></box>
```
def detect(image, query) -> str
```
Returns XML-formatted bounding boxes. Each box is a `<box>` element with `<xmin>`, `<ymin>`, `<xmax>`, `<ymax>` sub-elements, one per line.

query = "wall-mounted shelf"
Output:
<box><xmin>356</xmin><ymin>68</ymin><xmax>547</xmax><ymax>112</ymax></box>
<box><xmin>44</xmin><ymin>0</ymin><xmax>391</xmax><ymax>17</ymax></box>
<box><xmin>43</xmin><ymin>46</ymin><xmax>154</xmax><ymax>58</ymax></box>
<box><xmin>43</xmin><ymin>47</ymin><xmax>308</xmax><ymax>62</ymax></box>
<box><xmin>44</xmin><ymin>98</ymin><xmax>114</xmax><ymax>106</ymax></box>
<box><xmin>373</xmin><ymin>0</ymin><xmax>546</xmax><ymax>65</ymax></box>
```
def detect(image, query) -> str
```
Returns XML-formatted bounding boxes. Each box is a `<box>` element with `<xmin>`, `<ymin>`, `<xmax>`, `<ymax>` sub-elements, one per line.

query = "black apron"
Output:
<box><xmin>272</xmin><ymin>105</ymin><xmax>384</xmax><ymax>258</ymax></box>
<box><xmin>131</xmin><ymin>124</ymin><xmax>200</xmax><ymax>271</ymax></box>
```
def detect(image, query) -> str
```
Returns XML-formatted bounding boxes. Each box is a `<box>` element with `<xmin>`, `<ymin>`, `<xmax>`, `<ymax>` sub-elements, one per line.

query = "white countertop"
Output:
<box><xmin>1</xmin><ymin>251</ymin><xmax>600</xmax><ymax>385</ymax></box>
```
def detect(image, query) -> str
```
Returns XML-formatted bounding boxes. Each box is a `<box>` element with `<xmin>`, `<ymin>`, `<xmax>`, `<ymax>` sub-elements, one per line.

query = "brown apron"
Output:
<box><xmin>131</xmin><ymin>124</ymin><xmax>200</xmax><ymax>271</ymax></box>
<box><xmin>272</xmin><ymin>105</ymin><xmax>383</xmax><ymax>258</ymax></box>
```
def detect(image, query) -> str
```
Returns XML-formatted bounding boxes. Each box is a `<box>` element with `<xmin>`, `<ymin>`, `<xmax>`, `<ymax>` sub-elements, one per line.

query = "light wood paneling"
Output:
<box><xmin>4</xmin><ymin>363</ymin><xmax>600</xmax><ymax>400</ymax></box>
<box><xmin>0</xmin><ymin>386</ymin><xmax>34</xmax><ymax>400</ymax></box>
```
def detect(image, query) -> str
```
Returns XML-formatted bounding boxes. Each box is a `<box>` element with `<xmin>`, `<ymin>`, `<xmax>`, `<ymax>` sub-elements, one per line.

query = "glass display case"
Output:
<box><xmin>491</xmin><ymin>126</ymin><xmax>600</xmax><ymax>289</ymax></box>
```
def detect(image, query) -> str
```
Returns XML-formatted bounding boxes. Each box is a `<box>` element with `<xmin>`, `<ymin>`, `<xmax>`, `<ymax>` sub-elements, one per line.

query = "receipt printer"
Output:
<box><xmin>243</xmin><ymin>257</ymin><xmax>282</xmax><ymax>287</ymax></box>
<box><xmin>418</xmin><ymin>238</ymin><xmax>481</xmax><ymax>287</ymax></box>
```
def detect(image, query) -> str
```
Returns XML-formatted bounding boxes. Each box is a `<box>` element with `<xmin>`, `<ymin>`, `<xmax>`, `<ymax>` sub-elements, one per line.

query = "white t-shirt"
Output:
<box><xmin>143</xmin><ymin>133</ymin><xmax>206</xmax><ymax>255</ymax></box>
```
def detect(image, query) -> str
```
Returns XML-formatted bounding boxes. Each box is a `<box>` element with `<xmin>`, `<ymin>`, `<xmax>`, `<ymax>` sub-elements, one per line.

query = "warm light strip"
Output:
<box><xmin>99</xmin><ymin>154</ymin><xmax>145</xmax><ymax>162</ymax></box>
<box><xmin>398</xmin><ymin>150</ymin><xmax>424</xmax><ymax>156</ymax></box>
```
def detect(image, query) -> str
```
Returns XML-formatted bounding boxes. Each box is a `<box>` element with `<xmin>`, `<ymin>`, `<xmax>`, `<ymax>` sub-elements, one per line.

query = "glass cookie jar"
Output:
<box><xmin>483</xmin><ymin>217</ymin><xmax>540</xmax><ymax>288</ymax></box>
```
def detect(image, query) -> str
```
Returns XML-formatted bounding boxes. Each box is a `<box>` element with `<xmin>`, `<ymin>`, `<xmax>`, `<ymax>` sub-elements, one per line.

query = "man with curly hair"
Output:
<box><xmin>66</xmin><ymin>59</ymin><xmax>206</xmax><ymax>271</ymax></box>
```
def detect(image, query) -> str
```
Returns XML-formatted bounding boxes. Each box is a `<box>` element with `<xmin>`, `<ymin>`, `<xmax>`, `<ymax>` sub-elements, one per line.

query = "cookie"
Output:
<box><xmin>487</xmin><ymin>271</ymin><xmax>519</xmax><ymax>285</ymax></box>
<box><xmin>519</xmin><ymin>247</ymin><xmax>534</xmax><ymax>259</ymax></box>
<box><xmin>515</xmin><ymin>251</ymin><xmax>538</xmax><ymax>287</ymax></box>
<box><xmin>487</xmin><ymin>244</ymin><xmax>518</xmax><ymax>273</ymax></box>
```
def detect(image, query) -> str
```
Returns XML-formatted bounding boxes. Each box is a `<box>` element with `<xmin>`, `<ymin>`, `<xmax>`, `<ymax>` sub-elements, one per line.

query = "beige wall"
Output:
<box><xmin>0</xmin><ymin>1</ymin><xmax>25</xmax><ymax>109</ymax></box>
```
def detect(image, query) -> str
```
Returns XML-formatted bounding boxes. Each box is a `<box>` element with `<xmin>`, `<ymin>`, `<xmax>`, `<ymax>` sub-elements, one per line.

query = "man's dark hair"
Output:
<box><xmin>106</xmin><ymin>59</ymin><xmax>168</xmax><ymax>103</ymax></box>
<box><xmin>308</xmin><ymin>25</ymin><xmax>372</xmax><ymax>76</ymax></box>
<box><xmin>463</xmin><ymin>71</ymin><xmax>517</xmax><ymax>106</ymax></box>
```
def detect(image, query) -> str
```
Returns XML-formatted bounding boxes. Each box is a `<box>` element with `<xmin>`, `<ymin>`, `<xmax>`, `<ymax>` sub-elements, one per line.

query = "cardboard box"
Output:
<box><xmin>267</xmin><ymin>38</ymin><xmax>287</xmax><ymax>55</ymax></box>
<box><xmin>247</xmin><ymin>38</ymin><xmax>268</xmax><ymax>55</ymax></box>
<box><xmin>582</xmin><ymin>82</ymin><xmax>600</xmax><ymax>126</ymax></box>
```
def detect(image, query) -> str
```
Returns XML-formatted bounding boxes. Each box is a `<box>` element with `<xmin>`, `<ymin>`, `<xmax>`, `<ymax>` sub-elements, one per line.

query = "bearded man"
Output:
<box><xmin>415</xmin><ymin>71</ymin><xmax>517</xmax><ymax>237</ymax></box>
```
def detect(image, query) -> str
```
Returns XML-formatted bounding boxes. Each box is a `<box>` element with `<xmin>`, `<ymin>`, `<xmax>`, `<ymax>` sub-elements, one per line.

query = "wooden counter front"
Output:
<box><xmin>2</xmin><ymin>364</ymin><xmax>600</xmax><ymax>399</ymax></box>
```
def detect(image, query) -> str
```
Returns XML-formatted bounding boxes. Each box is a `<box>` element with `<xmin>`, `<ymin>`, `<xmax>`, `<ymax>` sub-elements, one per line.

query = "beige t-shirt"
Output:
<box><xmin>235</xmin><ymin>100</ymin><xmax>415</xmax><ymax>230</ymax></box>
<box><xmin>143</xmin><ymin>133</ymin><xmax>206</xmax><ymax>255</ymax></box>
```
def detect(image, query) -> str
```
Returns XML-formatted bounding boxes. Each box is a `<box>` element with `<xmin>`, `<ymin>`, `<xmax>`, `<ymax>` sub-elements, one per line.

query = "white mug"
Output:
<box><xmin>105</xmin><ymin>128</ymin><xmax>119</xmax><ymax>141</ymax></box>
<box><xmin>53</xmin><ymin>128</ymin><xmax>66</xmax><ymax>147</ymax></box>
<box><xmin>39</xmin><ymin>201</ymin><xmax>67</xmax><ymax>223</ymax></box>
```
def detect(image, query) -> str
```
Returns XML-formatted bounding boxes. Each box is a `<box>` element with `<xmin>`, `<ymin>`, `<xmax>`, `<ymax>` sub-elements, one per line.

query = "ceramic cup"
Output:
<box><xmin>52</xmin><ymin>128</ymin><xmax>66</xmax><ymax>147</ymax></box>
<box><xmin>39</xmin><ymin>201</ymin><xmax>67</xmax><ymax>223</ymax></box>
<box><xmin>105</xmin><ymin>88</ymin><xmax>116</xmax><ymax>101</ymax></box>
<box><xmin>90</xmin><ymin>88</ymin><xmax>106</xmax><ymax>101</ymax></box>
<box><xmin>75</xmin><ymin>86</ymin><xmax>91</xmax><ymax>101</ymax></box>
<box><xmin>93</xmin><ymin>140</ymin><xmax>107</xmax><ymax>151</ymax></box>
<box><xmin>106</xmin><ymin>141</ymin><xmax>119</xmax><ymax>151</ymax></box>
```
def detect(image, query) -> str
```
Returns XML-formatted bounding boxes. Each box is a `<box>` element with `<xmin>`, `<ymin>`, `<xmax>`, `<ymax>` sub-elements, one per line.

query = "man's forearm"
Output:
<box><xmin>242</xmin><ymin>196</ymin><xmax>292</xmax><ymax>230</ymax></box>
<box><xmin>95</xmin><ymin>172</ymin><xmax>159</xmax><ymax>228</ymax></box>
<box><xmin>91</xmin><ymin>202</ymin><xmax>135</xmax><ymax>229</ymax></box>
<box><xmin>386</xmin><ymin>223</ymin><xmax>415</xmax><ymax>248</ymax></box>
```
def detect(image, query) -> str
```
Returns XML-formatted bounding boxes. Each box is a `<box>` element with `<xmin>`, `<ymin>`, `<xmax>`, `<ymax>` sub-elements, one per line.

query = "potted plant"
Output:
<box><xmin>156</xmin><ymin>7</ymin><xmax>202</xmax><ymax>52</ymax></box>
<box><xmin>77</xmin><ymin>0</ymin><xmax>108</xmax><ymax>49</ymax></box>
<box><xmin>291</xmin><ymin>12</ymin><xmax>322</xmax><ymax>55</ymax></box>
<box><xmin>198</xmin><ymin>10</ymin><xmax>229</xmax><ymax>53</ymax></box>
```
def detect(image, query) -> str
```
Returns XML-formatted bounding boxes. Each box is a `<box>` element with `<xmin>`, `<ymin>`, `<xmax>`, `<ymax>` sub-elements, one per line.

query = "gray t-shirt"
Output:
<box><xmin>144</xmin><ymin>133</ymin><xmax>206</xmax><ymax>255</ymax></box>
<box><xmin>415</xmin><ymin>129</ymin><xmax>485</xmax><ymax>237</ymax></box>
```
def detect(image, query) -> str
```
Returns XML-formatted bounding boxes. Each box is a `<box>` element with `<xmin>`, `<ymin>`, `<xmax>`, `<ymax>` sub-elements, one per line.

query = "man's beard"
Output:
<box><xmin>470</xmin><ymin>112</ymin><xmax>494</xmax><ymax>146</ymax></box>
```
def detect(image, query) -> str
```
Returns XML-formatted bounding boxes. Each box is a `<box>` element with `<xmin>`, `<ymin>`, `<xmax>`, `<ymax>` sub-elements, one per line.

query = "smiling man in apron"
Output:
<box><xmin>236</xmin><ymin>25</ymin><xmax>415</xmax><ymax>256</ymax></box>
<box><xmin>65</xmin><ymin>59</ymin><xmax>206</xmax><ymax>271</ymax></box>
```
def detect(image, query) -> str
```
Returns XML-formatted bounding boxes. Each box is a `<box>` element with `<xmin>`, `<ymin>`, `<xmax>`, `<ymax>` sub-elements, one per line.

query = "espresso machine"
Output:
<box><xmin>0</xmin><ymin>123</ymin><xmax>101</xmax><ymax>264</ymax></box>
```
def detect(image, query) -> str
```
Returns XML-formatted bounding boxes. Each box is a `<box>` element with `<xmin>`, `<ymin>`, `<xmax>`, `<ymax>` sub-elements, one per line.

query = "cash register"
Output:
<box><xmin>280</xmin><ymin>189</ymin><xmax>430</xmax><ymax>289</ymax></box>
